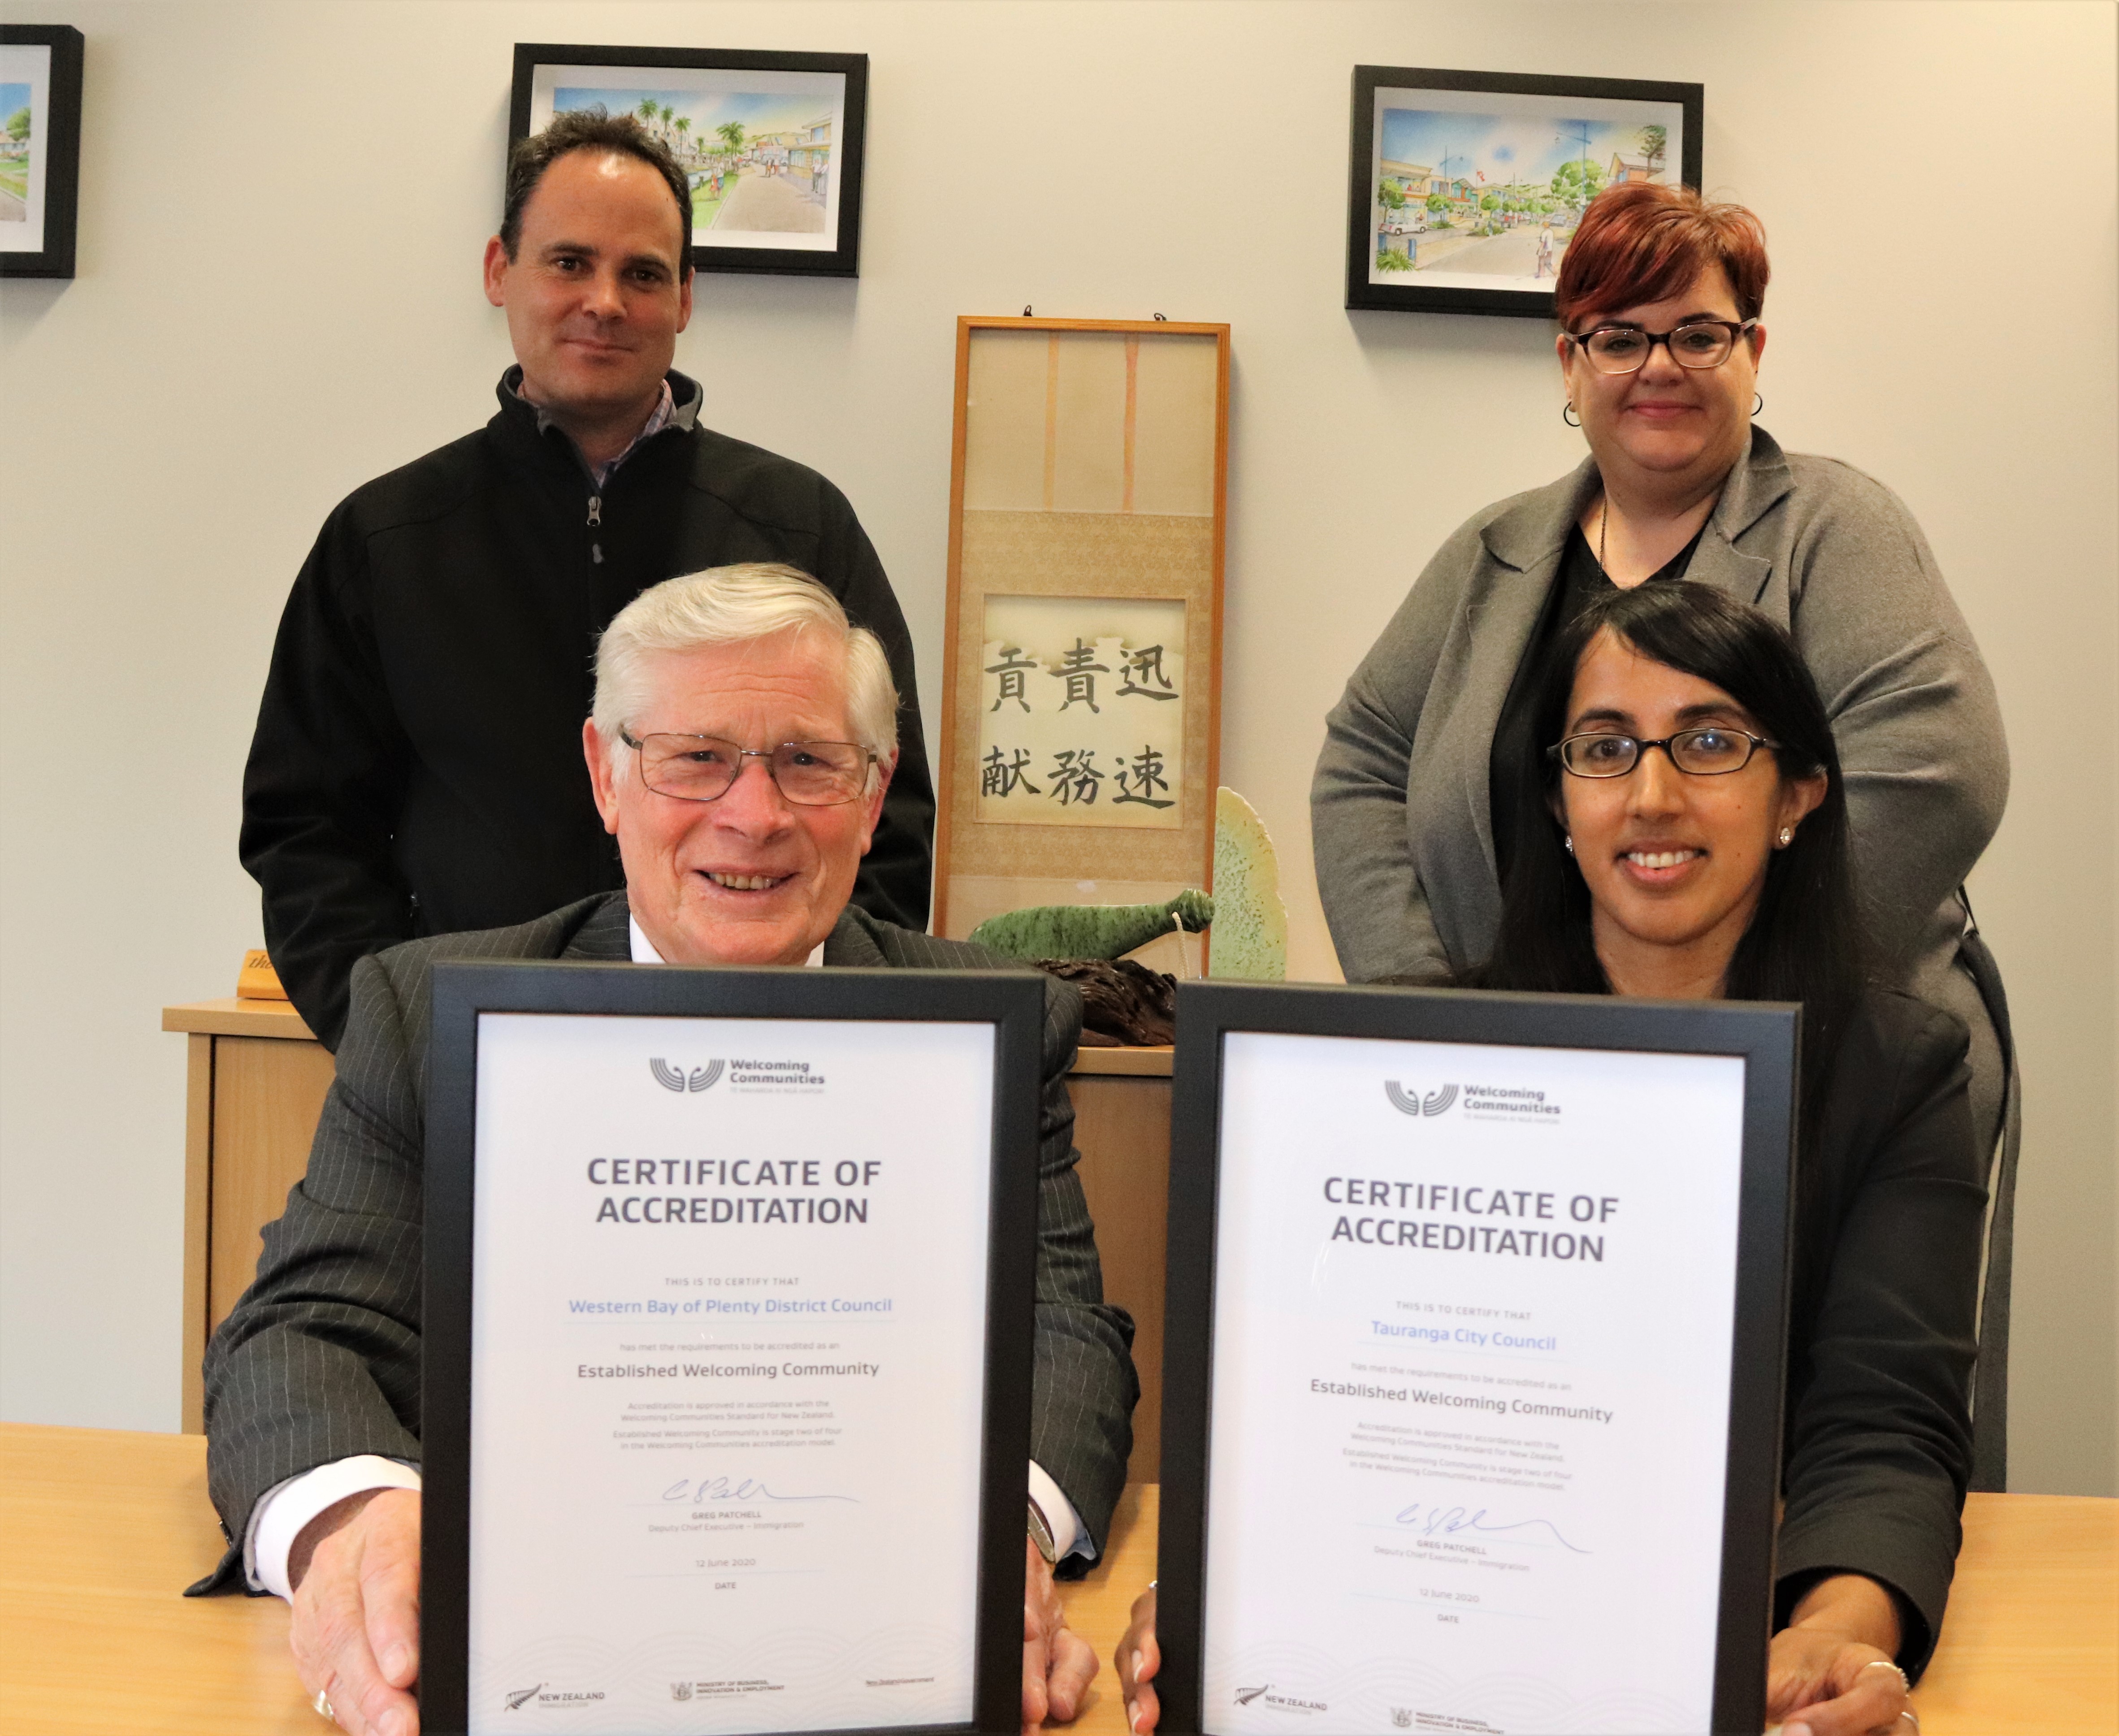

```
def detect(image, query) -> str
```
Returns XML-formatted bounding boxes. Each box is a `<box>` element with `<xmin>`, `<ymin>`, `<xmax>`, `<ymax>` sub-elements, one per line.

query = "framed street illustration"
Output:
<box><xmin>933</xmin><ymin>316</ymin><xmax>1230</xmax><ymax>939</ymax></box>
<box><xmin>1346</xmin><ymin>65</ymin><xmax>1703</xmax><ymax>318</ymax></box>
<box><xmin>420</xmin><ymin>961</ymin><xmax>1044</xmax><ymax>1735</ymax></box>
<box><xmin>1158</xmin><ymin>981</ymin><xmax>1798</xmax><ymax>1736</ymax></box>
<box><xmin>509</xmin><ymin>43</ymin><xmax>867</xmax><ymax>277</ymax></box>
<box><xmin>0</xmin><ymin>24</ymin><xmax>84</xmax><ymax>279</ymax></box>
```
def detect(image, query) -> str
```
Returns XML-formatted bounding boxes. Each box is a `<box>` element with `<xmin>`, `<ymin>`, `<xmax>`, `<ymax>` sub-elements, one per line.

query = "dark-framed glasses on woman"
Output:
<box><xmin>1566</xmin><ymin>319</ymin><xmax>1758</xmax><ymax>375</ymax></box>
<box><xmin>1551</xmin><ymin>726</ymin><xmax>1777</xmax><ymax>778</ymax></box>
<box><xmin>620</xmin><ymin>730</ymin><xmax>876</xmax><ymax>806</ymax></box>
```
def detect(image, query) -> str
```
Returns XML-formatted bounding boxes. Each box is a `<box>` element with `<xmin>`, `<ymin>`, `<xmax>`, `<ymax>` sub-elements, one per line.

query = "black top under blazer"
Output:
<box><xmin>192</xmin><ymin>892</ymin><xmax>1138</xmax><ymax>1594</ymax></box>
<box><xmin>1772</xmin><ymin>988</ymin><xmax>1985</xmax><ymax>1676</ymax></box>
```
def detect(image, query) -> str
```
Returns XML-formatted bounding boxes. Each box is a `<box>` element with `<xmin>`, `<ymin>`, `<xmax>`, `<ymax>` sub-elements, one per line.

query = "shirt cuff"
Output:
<box><xmin>247</xmin><ymin>1456</ymin><xmax>424</xmax><ymax>1602</ymax></box>
<box><xmin>1027</xmin><ymin>1460</ymin><xmax>1092</xmax><ymax>1563</ymax></box>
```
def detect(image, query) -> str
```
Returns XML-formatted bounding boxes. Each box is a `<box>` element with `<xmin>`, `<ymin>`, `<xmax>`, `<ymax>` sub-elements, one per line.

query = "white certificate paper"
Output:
<box><xmin>1202</xmin><ymin>1032</ymin><xmax>1747</xmax><ymax>1736</ymax></box>
<box><xmin>465</xmin><ymin>1012</ymin><xmax>995</xmax><ymax>1733</ymax></box>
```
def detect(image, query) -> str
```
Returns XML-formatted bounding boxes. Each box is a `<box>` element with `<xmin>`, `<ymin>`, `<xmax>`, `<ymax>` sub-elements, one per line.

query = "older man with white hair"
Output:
<box><xmin>195</xmin><ymin>565</ymin><xmax>1138</xmax><ymax>1736</ymax></box>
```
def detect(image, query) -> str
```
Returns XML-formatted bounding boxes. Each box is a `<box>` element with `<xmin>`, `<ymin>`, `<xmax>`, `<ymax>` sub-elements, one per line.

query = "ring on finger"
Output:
<box><xmin>1861</xmin><ymin>1658</ymin><xmax>1911</xmax><ymax>1696</ymax></box>
<box><xmin>312</xmin><ymin>1686</ymin><xmax>337</xmax><ymax>1723</ymax></box>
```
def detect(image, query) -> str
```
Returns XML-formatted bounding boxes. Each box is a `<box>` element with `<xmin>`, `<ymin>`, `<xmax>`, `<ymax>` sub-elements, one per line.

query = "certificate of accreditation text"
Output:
<box><xmin>464</xmin><ymin>1011</ymin><xmax>997</xmax><ymax>1733</ymax></box>
<box><xmin>1201</xmin><ymin>1031</ymin><xmax>1748</xmax><ymax>1735</ymax></box>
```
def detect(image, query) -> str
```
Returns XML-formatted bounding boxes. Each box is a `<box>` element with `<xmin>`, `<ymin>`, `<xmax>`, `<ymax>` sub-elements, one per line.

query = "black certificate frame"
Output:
<box><xmin>1157</xmin><ymin>981</ymin><xmax>1798</xmax><ymax>1736</ymax></box>
<box><xmin>1345</xmin><ymin>65</ymin><xmax>1705</xmax><ymax>318</ymax></box>
<box><xmin>507</xmin><ymin>42</ymin><xmax>868</xmax><ymax>278</ymax></box>
<box><xmin>421</xmin><ymin>961</ymin><xmax>1045</xmax><ymax>1736</ymax></box>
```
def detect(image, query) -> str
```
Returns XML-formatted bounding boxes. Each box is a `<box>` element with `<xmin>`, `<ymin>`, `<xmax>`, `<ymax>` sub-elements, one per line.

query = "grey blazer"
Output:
<box><xmin>1312</xmin><ymin>428</ymin><xmax>2010</xmax><ymax>1138</ymax></box>
<box><xmin>192</xmin><ymin>892</ymin><xmax>1136</xmax><ymax>1593</ymax></box>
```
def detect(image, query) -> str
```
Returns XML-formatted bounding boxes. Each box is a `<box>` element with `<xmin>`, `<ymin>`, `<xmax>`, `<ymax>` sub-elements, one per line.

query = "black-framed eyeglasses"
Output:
<box><xmin>1563</xmin><ymin>319</ymin><xmax>1759</xmax><ymax>375</ymax></box>
<box><xmin>1549</xmin><ymin>727</ymin><xmax>1778</xmax><ymax>779</ymax></box>
<box><xmin>619</xmin><ymin>729</ymin><xmax>877</xmax><ymax>806</ymax></box>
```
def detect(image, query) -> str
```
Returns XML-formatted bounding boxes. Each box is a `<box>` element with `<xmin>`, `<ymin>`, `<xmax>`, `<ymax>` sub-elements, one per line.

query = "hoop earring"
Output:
<box><xmin>1752</xmin><ymin>392</ymin><xmax>1765</xmax><ymax>417</ymax></box>
<box><xmin>1563</xmin><ymin>402</ymin><xmax>1582</xmax><ymax>428</ymax></box>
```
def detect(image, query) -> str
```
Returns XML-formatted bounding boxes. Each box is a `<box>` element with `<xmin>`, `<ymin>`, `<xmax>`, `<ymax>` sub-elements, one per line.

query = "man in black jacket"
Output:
<box><xmin>242</xmin><ymin>110</ymin><xmax>933</xmax><ymax>1050</ymax></box>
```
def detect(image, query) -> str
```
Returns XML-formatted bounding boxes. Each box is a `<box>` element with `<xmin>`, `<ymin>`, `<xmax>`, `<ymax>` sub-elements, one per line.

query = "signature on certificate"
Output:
<box><xmin>1393</xmin><ymin>1501</ymin><xmax>1589</xmax><ymax>1554</ymax></box>
<box><xmin>661</xmin><ymin>1475</ymin><xmax>858</xmax><ymax>1505</ymax></box>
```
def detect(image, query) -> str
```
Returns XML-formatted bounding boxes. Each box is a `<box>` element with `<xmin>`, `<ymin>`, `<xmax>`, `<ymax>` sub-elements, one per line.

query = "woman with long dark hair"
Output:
<box><xmin>1121</xmin><ymin>584</ymin><xmax>1984</xmax><ymax>1736</ymax></box>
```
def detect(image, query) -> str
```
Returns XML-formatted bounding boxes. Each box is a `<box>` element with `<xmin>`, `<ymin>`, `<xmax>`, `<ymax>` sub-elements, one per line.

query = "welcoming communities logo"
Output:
<box><xmin>650</xmin><ymin>1056</ymin><xmax>828</xmax><ymax>1095</ymax></box>
<box><xmin>1386</xmin><ymin>1078</ymin><xmax>1562</xmax><ymax>1123</ymax></box>
<box><xmin>1384</xmin><ymin>1081</ymin><xmax>1458</xmax><ymax>1117</ymax></box>
<box><xmin>650</xmin><ymin>1058</ymin><xmax>724</xmax><ymax>1093</ymax></box>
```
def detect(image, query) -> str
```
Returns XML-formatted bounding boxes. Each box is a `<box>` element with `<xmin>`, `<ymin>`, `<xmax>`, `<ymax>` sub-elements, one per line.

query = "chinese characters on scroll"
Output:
<box><xmin>975</xmin><ymin>595</ymin><xmax>1187</xmax><ymax>830</ymax></box>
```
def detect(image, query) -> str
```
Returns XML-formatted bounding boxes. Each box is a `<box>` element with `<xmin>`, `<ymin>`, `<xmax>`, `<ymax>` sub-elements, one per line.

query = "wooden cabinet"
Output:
<box><xmin>164</xmin><ymin>1001</ymin><xmax>1176</xmax><ymax>1474</ymax></box>
<box><xmin>1063</xmin><ymin>1049</ymin><xmax>1174</xmax><ymax>1481</ymax></box>
<box><xmin>163</xmin><ymin>1000</ymin><xmax>335</xmax><ymax>1434</ymax></box>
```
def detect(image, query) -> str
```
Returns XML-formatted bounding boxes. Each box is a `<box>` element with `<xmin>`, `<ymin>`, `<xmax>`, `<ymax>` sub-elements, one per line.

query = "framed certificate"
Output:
<box><xmin>1158</xmin><ymin>983</ymin><xmax>1798</xmax><ymax>1736</ymax></box>
<box><xmin>420</xmin><ymin>962</ymin><xmax>1046</xmax><ymax>1736</ymax></box>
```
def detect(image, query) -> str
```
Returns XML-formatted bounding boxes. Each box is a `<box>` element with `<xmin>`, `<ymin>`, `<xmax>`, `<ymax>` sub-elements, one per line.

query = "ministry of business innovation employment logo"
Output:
<box><xmin>1384</xmin><ymin>1080</ymin><xmax>1458</xmax><ymax>1117</ymax></box>
<box><xmin>650</xmin><ymin>1058</ymin><xmax>724</xmax><ymax>1093</ymax></box>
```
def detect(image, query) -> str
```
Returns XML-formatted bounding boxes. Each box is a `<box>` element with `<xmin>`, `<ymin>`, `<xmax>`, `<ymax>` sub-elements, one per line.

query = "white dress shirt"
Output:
<box><xmin>244</xmin><ymin>913</ymin><xmax>1086</xmax><ymax>1597</ymax></box>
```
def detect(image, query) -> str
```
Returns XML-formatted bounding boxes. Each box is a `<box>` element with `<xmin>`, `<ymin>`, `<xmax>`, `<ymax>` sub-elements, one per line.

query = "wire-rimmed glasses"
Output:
<box><xmin>1563</xmin><ymin>319</ymin><xmax>1759</xmax><ymax>375</ymax></box>
<box><xmin>1550</xmin><ymin>727</ymin><xmax>1778</xmax><ymax>779</ymax></box>
<box><xmin>619</xmin><ymin>729</ymin><xmax>877</xmax><ymax>806</ymax></box>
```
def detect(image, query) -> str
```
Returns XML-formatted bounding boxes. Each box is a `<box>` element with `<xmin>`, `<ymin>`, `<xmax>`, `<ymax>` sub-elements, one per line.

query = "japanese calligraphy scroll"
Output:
<box><xmin>934</xmin><ymin>317</ymin><xmax>1229</xmax><ymax>939</ymax></box>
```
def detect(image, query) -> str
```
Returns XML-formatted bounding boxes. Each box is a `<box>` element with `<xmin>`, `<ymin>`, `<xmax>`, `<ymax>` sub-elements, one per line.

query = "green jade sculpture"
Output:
<box><xmin>1206</xmin><ymin>786</ymin><xmax>1289</xmax><ymax>980</ymax></box>
<box><xmin>969</xmin><ymin>889</ymin><xmax>1214</xmax><ymax>961</ymax></box>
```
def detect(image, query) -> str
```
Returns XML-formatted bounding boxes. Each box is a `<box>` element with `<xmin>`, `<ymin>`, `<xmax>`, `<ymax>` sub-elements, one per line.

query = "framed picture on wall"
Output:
<box><xmin>1346</xmin><ymin>65</ymin><xmax>1703</xmax><ymax>318</ymax></box>
<box><xmin>0</xmin><ymin>24</ymin><xmax>84</xmax><ymax>279</ymax></box>
<box><xmin>509</xmin><ymin>43</ymin><xmax>867</xmax><ymax>277</ymax></box>
<box><xmin>931</xmin><ymin>316</ymin><xmax>1231</xmax><ymax>942</ymax></box>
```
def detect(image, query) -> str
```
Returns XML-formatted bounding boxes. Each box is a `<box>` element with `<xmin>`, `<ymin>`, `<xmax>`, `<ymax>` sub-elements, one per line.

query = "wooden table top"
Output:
<box><xmin>163</xmin><ymin>997</ymin><xmax>316</xmax><ymax>1041</ymax></box>
<box><xmin>3</xmin><ymin>1423</ymin><xmax>2111</xmax><ymax>1735</ymax></box>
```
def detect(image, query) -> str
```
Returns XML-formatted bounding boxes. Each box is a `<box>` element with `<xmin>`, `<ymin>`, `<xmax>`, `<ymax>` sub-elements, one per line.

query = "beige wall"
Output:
<box><xmin>2</xmin><ymin>1</ymin><xmax>2113</xmax><ymax>1494</ymax></box>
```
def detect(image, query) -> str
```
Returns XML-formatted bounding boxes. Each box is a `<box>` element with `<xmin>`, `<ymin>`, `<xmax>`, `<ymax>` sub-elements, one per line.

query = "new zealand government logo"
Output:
<box><xmin>650</xmin><ymin>1058</ymin><xmax>724</xmax><ymax>1093</ymax></box>
<box><xmin>1390</xmin><ymin>1711</ymin><xmax>1414</xmax><ymax>1730</ymax></box>
<box><xmin>671</xmin><ymin>1682</ymin><xmax>694</xmax><ymax>1702</ymax></box>
<box><xmin>1385</xmin><ymin>1080</ymin><xmax>1458</xmax><ymax>1117</ymax></box>
<box><xmin>1234</xmin><ymin>1684</ymin><xmax>1270</xmax><ymax>1707</ymax></box>
<box><xmin>504</xmin><ymin>1684</ymin><xmax>544</xmax><ymax>1712</ymax></box>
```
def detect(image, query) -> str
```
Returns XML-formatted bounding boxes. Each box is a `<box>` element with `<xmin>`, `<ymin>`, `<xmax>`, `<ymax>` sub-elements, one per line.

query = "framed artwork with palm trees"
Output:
<box><xmin>509</xmin><ymin>44</ymin><xmax>868</xmax><ymax>278</ymax></box>
<box><xmin>0</xmin><ymin>24</ymin><xmax>84</xmax><ymax>279</ymax></box>
<box><xmin>1346</xmin><ymin>65</ymin><xmax>1703</xmax><ymax>318</ymax></box>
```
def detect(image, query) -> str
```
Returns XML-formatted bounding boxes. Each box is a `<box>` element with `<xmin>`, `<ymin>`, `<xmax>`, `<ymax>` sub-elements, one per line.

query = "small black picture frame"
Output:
<box><xmin>1346</xmin><ymin>64</ymin><xmax>1704</xmax><ymax>318</ymax></box>
<box><xmin>421</xmin><ymin>960</ymin><xmax>1043</xmax><ymax>1736</ymax></box>
<box><xmin>1157</xmin><ymin>980</ymin><xmax>1795</xmax><ymax>1736</ymax></box>
<box><xmin>508</xmin><ymin>43</ymin><xmax>867</xmax><ymax>278</ymax></box>
<box><xmin>0</xmin><ymin>24</ymin><xmax>84</xmax><ymax>280</ymax></box>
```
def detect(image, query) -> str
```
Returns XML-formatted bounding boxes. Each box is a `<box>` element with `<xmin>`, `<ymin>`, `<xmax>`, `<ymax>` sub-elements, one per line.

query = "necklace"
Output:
<box><xmin>1597</xmin><ymin>498</ymin><xmax>1610</xmax><ymax>578</ymax></box>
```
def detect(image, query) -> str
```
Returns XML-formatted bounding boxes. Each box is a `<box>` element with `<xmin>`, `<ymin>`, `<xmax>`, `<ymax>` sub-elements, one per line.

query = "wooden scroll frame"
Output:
<box><xmin>933</xmin><ymin>316</ymin><xmax>1231</xmax><ymax>941</ymax></box>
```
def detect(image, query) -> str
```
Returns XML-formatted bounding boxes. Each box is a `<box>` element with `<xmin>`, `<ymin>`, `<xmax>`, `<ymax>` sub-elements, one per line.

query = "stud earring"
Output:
<box><xmin>1777</xmin><ymin>827</ymin><xmax>1793</xmax><ymax>847</ymax></box>
<box><xmin>1563</xmin><ymin>835</ymin><xmax>1575</xmax><ymax>854</ymax></box>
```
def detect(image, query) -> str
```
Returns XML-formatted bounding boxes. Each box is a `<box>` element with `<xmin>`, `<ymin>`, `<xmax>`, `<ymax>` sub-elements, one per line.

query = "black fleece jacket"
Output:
<box><xmin>241</xmin><ymin>369</ymin><xmax>934</xmax><ymax>1049</ymax></box>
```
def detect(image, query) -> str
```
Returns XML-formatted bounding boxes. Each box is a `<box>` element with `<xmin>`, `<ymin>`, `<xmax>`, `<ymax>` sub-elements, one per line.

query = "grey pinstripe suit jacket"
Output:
<box><xmin>192</xmin><ymin>891</ymin><xmax>1136</xmax><ymax>1594</ymax></box>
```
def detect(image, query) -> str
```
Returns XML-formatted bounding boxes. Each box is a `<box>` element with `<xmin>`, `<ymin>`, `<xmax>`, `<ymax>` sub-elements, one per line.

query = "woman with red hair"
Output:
<box><xmin>1312</xmin><ymin>181</ymin><xmax>2011</xmax><ymax>1186</ymax></box>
